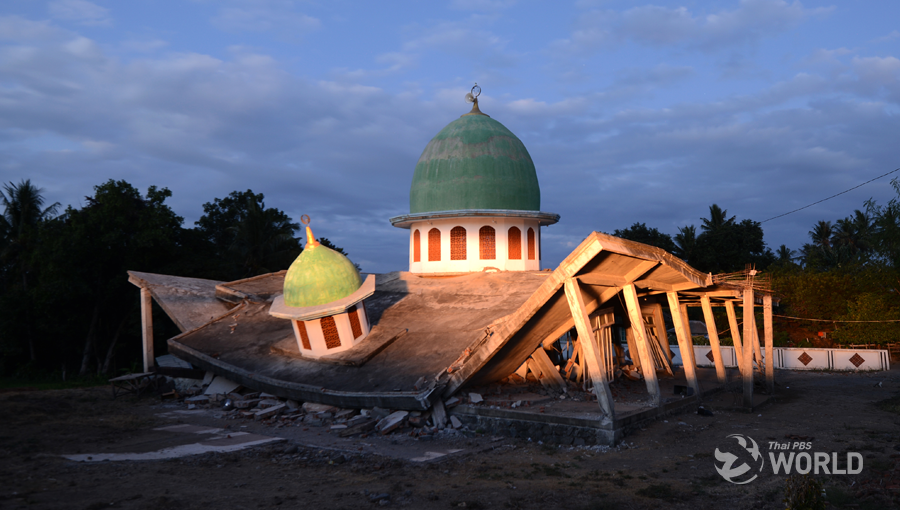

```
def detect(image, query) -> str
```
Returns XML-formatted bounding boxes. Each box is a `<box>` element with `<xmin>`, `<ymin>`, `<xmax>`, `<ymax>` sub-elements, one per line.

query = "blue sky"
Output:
<box><xmin>1</xmin><ymin>0</ymin><xmax>899</xmax><ymax>272</ymax></box>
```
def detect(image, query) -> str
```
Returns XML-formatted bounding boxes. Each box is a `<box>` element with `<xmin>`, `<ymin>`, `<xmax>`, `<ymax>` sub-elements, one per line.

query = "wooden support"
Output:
<box><xmin>666</xmin><ymin>293</ymin><xmax>699</xmax><ymax>397</ymax></box>
<box><xmin>564</xmin><ymin>278</ymin><xmax>615</xmax><ymax>422</ymax></box>
<box><xmin>643</xmin><ymin>303</ymin><xmax>673</xmax><ymax>371</ymax></box>
<box><xmin>742</xmin><ymin>289</ymin><xmax>755</xmax><ymax>408</ymax></box>
<box><xmin>622</xmin><ymin>284</ymin><xmax>661</xmax><ymax>406</ymax></box>
<box><xmin>531</xmin><ymin>347</ymin><xmax>567</xmax><ymax>393</ymax></box>
<box><xmin>700</xmin><ymin>296</ymin><xmax>727</xmax><ymax>384</ymax></box>
<box><xmin>141</xmin><ymin>287</ymin><xmax>154</xmax><ymax>373</ymax></box>
<box><xmin>725</xmin><ymin>301</ymin><xmax>744</xmax><ymax>376</ymax></box>
<box><xmin>763</xmin><ymin>294</ymin><xmax>774</xmax><ymax>394</ymax></box>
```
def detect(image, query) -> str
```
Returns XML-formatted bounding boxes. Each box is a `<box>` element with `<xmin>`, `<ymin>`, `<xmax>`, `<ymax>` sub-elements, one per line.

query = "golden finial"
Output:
<box><xmin>462</xmin><ymin>83</ymin><xmax>489</xmax><ymax>117</ymax></box>
<box><xmin>301</xmin><ymin>215</ymin><xmax>319</xmax><ymax>248</ymax></box>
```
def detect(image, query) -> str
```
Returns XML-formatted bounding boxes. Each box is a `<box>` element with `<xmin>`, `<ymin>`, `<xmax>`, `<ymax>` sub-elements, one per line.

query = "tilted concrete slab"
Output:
<box><xmin>128</xmin><ymin>271</ymin><xmax>231</xmax><ymax>332</ymax></box>
<box><xmin>160</xmin><ymin>270</ymin><xmax>548</xmax><ymax>410</ymax></box>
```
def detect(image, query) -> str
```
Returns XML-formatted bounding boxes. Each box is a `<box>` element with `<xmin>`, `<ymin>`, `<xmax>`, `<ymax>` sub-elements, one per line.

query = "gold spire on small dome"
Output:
<box><xmin>301</xmin><ymin>214</ymin><xmax>319</xmax><ymax>248</ymax></box>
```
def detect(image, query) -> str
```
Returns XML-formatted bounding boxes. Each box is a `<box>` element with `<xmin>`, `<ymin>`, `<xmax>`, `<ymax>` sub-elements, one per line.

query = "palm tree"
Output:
<box><xmin>228</xmin><ymin>197</ymin><xmax>300</xmax><ymax>277</ymax></box>
<box><xmin>673</xmin><ymin>225</ymin><xmax>698</xmax><ymax>263</ymax></box>
<box><xmin>700</xmin><ymin>204</ymin><xmax>736</xmax><ymax>235</ymax></box>
<box><xmin>776</xmin><ymin>245</ymin><xmax>795</xmax><ymax>264</ymax></box>
<box><xmin>0</xmin><ymin>179</ymin><xmax>59</xmax><ymax>361</ymax></box>
<box><xmin>809</xmin><ymin>220</ymin><xmax>833</xmax><ymax>249</ymax></box>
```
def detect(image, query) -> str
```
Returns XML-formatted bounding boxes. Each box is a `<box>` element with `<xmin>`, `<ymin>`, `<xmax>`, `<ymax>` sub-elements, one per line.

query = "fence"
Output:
<box><xmin>669</xmin><ymin>346</ymin><xmax>890</xmax><ymax>371</ymax></box>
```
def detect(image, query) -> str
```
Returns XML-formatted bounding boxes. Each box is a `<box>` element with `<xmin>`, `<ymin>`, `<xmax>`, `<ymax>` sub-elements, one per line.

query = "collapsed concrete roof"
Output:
<box><xmin>130</xmin><ymin>231</ymin><xmax>769</xmax><ymax>411</ymax></box>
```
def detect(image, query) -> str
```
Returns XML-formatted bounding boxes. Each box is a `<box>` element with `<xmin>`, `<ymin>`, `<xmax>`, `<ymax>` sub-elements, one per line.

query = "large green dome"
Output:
<box><xmin>283</xmin><ymin>244</ymin><xmax>362</xmax><ymax>308</ymax></box>
<box><xmin>409</xmin><ymin>113</ymin><xmax>541</xmax><ymax>214</ymax></box>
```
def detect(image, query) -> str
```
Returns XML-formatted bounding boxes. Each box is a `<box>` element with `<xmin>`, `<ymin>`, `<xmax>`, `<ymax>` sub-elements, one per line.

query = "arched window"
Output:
<box><xmin>479</xmin><ymin>226</ymin><xmax>496</xmax><ymax>260</ymax></box>
<box><xmin>321</xmin><ymin>316</ymin><xmax>341</xmax><ymax>349</ymax></box>
<box><xmin>348</xmin><ymin>307</ymin><xmax>363</xmax><ymax>339</ymax></box>
<box><xmin>527</xmin><ymin>227</ymin><xmax>536</xmax><ymax>260</ymax></box>
<box><xmin>413</xmin><ymin>229</ymin><xmax>421</xmax><ymax>262</ymax></box>
<box><xmin>508</xmin><ymin>227</ymin><xmax>521</xmax><ymax>260</ymax></box>
<box><xmin>295</xmin><ymin>321</ymin><xmax>311</xmax><ymax>350</ymax></box>
<box><xmin>451</xmin><ymin>226</ymin><xmax>467</xmax><ymax>260</ymax></box>
<box><xmin>428</xmin><ymin>228</ymin><xmax>441</xmax><ymax>261</ymax></box>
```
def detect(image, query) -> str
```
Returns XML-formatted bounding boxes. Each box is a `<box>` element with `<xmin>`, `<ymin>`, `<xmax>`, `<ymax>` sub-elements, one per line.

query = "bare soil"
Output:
<box><xmin>1</xmin><ymin>368</ymin><xmax>899</xmax><ymax>510</ymax></box>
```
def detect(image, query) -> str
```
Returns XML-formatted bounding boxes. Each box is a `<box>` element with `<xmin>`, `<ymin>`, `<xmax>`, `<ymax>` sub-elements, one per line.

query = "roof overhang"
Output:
<box><xmin>389</xmin><ymin>209</ymin><xmax>560</xmax><ymax>229</ymax></box>
<box><xmin>269</xmin><ymin>274</ymin><xmax>376</xmax><ymax>321</ymax></box>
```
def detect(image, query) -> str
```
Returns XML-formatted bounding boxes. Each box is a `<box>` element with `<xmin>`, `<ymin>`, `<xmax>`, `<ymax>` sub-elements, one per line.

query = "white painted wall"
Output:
<box><xmin>407</xmin><ymin>216</ymin><xmax>543</xmax><ymax>273</ymax></box>
<box><xmin>291</xmin><ymin>301</ymin><xmax>370</xmax><ymax>358</ymax></box>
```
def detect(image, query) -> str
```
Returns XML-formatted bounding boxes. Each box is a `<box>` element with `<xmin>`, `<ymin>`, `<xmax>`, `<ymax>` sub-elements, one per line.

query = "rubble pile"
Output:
<box><xmin>167</xmin><ymin>374</ymin><xmax>478</xmax><ymax>440</ymax></box>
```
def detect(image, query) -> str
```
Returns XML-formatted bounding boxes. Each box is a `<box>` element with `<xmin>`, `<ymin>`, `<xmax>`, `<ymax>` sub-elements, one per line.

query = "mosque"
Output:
<box><xmin>129</xmin><ymin>87</ymin><xmax>779</xmax><ymax>445</ymax></box>
<box><xmin>388</xmin><ymin>89</ymin><xmax>558</xmax><ymax>274</ymax></box>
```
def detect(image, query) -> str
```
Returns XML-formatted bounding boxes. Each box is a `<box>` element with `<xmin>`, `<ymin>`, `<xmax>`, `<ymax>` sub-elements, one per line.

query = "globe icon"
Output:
<box><xmin>714</xmin><ymin>434</ymin><xmax>765</xmax><ymax>484</ymax></box>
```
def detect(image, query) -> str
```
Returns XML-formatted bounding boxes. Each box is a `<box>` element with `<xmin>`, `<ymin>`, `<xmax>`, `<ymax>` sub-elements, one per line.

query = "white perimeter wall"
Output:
<box><xmin>407</xmin><ymin>217</ymin><xmax>542</xmax><ymax>273</ymax></box>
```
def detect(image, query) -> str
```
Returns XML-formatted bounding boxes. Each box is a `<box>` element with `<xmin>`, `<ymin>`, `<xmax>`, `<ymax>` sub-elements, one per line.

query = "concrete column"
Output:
<box><xmin>742</xmin><ymin>289</ymin><xmax>755</xmax><ymax>408</ymax></box>
<box><xmin>725</xmin><ymin>301</ymin><xmax>744</xmax><ymax>376</ymax></box>
<box><xmin>141</xmin><ymin>287</ymin><xmax>154</xmax><ymax>373</ymax></box>
<box><xmin>667</xmin><ymin>292</ymin><xmax>699</xmax><ymax>396</ymax></box>
<box><xmin>701</xmin><ymin>296</ymin><xmax>727</xmax><ymax>384</ymax></box>
<box><xmin>764</xmin><ymin>294</ymin><xmax>775</xmax><ymax>394</ymax></box>
<box><xmin>622</xmin><ymin>284</ymin><xmax>661</xmax><ymax>406</ymax></box>
<box><xmin>564</xmin><ymin>278</ymin><xmax>615</xmax><ymax>422</ymax></box>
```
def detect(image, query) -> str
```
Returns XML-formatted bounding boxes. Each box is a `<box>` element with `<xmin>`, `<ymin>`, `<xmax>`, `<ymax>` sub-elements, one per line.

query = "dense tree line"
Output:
<box><xmin>3</xmin><ymin>177</ymin><xmax>899</xmax><ymax>381</ymax></box>
<box><xmin>613</xmin><ymin>187</ymin><xmax>900</xmax><ymax>346</ymax></box>
<box><xmin>0</xmin><ymin>180</ymin><xmax>356</xmax><ymax>379</ymax></box>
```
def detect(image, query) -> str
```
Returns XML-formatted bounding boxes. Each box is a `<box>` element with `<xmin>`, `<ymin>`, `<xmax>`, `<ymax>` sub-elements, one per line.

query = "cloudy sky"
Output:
<box><xmin>1</xmin><ymin>0</ymin><xmax>898</xmax><ymax>273</ymax></box>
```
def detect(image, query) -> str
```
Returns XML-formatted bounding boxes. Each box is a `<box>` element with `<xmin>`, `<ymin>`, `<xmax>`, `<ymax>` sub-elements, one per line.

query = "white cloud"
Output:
<box><xmin>873</xmin><ymin>30</ymin><xmax>900</xmax><ymax>43</ymax></box>
<box><xmin>211</xmin><ymin>0</ymin><xmax>320</xmax><ymax>36</ymax></box>
<box><xmin>554</xmin><ymin>0</ymin><xmax>833</xmax><ymax>54</ymax></box>
<box><xmin>48</xmin><ymin>0</ymin><xmax>112</xmax><ymax>27</ymax></box>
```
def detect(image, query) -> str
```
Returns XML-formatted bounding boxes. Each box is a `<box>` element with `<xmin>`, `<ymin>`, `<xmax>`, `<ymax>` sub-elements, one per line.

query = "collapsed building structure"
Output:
<box><xmin>129</xmin><ymin>89</ymin><xmax>780</xmax><ymax>445</ymax></box>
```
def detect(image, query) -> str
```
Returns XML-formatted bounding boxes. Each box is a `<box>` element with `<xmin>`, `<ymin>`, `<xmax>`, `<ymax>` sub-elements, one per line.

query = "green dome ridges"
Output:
<box><xmin>410</xmin><ymin>114</ymin><xmax>541</xmax><ymax>214</ymax></box>
<box><xmin>283</xmin><ymin>245</ymin><xmax>362</xmax><ymax>308</ymax></box>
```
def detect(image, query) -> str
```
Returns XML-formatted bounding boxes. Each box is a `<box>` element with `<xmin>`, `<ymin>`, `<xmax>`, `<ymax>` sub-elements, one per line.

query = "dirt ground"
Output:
<box><xmin>1</xmin><ymin>368</ymin><xmax>899</xmax><ymax>510</ymax></box>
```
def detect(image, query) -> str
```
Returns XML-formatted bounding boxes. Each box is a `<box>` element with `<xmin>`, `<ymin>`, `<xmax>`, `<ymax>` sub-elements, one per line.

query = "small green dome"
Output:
<box><xmin>283</xmin><ymin>244</ymin><xmax>362</xmax><ymax>308</ymax></box>
<box><xmin>409</xmin><ymin>113</ymin><xmax>541</xmax><ymax>214</ymax></box>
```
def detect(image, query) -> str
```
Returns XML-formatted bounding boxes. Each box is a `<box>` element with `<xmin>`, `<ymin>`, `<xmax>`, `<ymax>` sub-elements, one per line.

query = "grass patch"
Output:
<box><xmin>635</xmin><ymin>483</ymin><xmax>680</xmax><ymax>502</ymax></box>
<box><xmin>530</xmin><ymin>463</ymin><xmax>570</xmax><ymax>478</ymax></box>
<box><xmin>0</xmin><ymin>375</ymin><xmax>109</xmax><ymax>391</ymax></box>
<box><xmin>825</xmin><ymin>485</ymin><xmax>853</xmax><ymax>508</ymax></box>
<box><xmin>875</xmin><ymin>394</ymin><xmax>900</xmax><ymax>414</ymax></box>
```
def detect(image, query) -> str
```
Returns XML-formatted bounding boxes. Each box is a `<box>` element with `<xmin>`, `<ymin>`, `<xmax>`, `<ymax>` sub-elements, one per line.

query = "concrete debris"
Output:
<box><xmin>234</xmin><ymin>398</ymin><xmax>260</xmax><ymax>409</ymax></box>
<box><xmin>450</xmin><ymin>416</ymin><xmax>462</xmax><ymax>429</ymax></box>
<box><xmin>371</xmin><ymin>407</ymin><xmax>391</xmax><ymax>419</ymax></box>
<box><xmin>301</xmin><ymin>402</ymin><xmax>337</xmax><ymax>414</ymax></box>
<box><xmin>255</xmin><ymin>403</ymin><xmax>286</xmax><ymax>420</ymax></box>
<box><xmin>173</xmin><ymin>387</ymin><xmax>464</xmax><ymax>440</ymax></box>
<box><xmin>339</xmin><ymin>418</ymin><xmax>376</xmax><ymax>437</ymax></box>
<box><xmin>257</xmin><ymin>400</ymin><xmax>282</xmax><ymax>409</ymax></box>
<box><xmin>444</xmin><ymin>397</ymin><xmax>460</xmax><ymax>408</ymax></box>
<box><xmin>204</xmin><ymin>376</ymin><xmax>241</xmax><ymax>396</ymax></box>
<box><xmin>469</xmin><ymin>393</ymin><xmax>483</xmax><ymax>404</ymax></box>
<box><xmin>376</xmin><ymin>411</ymin><xmax>409</xmax><ymax>435</ymax></box>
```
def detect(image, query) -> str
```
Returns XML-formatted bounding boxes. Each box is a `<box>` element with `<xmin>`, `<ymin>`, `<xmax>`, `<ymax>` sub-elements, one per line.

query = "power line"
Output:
<box><xmin>773</xmin><ymin>314</ymin><xmax>900</xmax><ymax>323</ymax></box>
<box><xmin>760</xmin><ymin>167</ymin><xmax>900</xmax><ymax>223</ymax></box>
